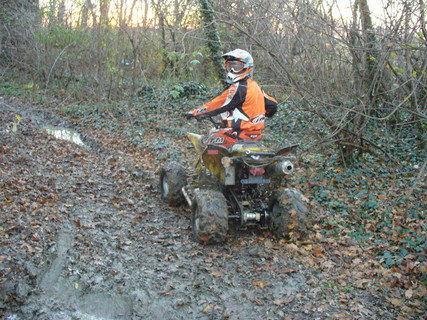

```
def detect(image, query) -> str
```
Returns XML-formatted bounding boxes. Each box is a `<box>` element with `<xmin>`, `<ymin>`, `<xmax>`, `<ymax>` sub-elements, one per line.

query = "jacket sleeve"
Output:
<box><xmin>264</xmin><ymin>92</ymin><xmax>278</xmax><ymax>118</ymax></box>
<box><xmin>192</xmin><ymin>83</ymin><xmax>244</xmax><ymax>117</ymax></box>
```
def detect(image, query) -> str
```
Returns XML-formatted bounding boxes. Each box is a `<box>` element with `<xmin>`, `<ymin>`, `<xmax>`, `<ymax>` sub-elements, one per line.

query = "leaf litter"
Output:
<box><xmin>0</xmin><ymin>97</ymin><xmax>425</xmax><ymax>319</ymax></box>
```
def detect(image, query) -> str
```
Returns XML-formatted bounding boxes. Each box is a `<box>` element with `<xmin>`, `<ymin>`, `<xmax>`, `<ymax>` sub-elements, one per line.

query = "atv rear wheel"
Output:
<box><xmin>159</xmin><ymin>161</ymin><xmax>187</xmax><ymax>206</ymax></box>
<box><xmin>191</xmin><ymin>190</ymin><xmax>228</xmax><ymax>244</ymax></box>
<box><xmin>269</xmin><ymin>188</ymin><xmax>311</xmax><ymax>239</ymax></box>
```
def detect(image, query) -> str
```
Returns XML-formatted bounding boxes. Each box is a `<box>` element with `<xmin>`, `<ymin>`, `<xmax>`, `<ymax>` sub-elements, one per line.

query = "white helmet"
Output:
<box><xmin>222</xmin><ymin>49</ymin><xmax>254</xmax><ymax>83</ymax></box>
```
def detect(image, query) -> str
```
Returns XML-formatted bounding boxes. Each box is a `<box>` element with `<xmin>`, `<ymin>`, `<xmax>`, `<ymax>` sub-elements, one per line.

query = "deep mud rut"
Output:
<box><xmin>1</xmin><ymin>98</ymin><xmax>398</xmax><ymax>320</ymax></box>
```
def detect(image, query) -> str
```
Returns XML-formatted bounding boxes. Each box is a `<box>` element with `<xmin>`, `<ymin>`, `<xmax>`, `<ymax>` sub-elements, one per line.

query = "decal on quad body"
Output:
<box><xmin>209</xmin><ymin>137</ymin><xmax>225</xmax><ymax>144</ymax></box>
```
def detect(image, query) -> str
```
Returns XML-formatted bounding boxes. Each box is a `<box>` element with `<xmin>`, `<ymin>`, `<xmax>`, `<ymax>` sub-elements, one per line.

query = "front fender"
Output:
<box><xmin>186</xmin><ymin>132</ymin><xmax>205</xmax><ymax>155</ymax></box>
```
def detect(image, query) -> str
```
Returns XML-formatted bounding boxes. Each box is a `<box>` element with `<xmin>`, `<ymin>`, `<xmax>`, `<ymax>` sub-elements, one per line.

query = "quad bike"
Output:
<box><xmin>159</xmin><ymin>114</ymin><xmax>311</xmax><ymax>244</ymax></box>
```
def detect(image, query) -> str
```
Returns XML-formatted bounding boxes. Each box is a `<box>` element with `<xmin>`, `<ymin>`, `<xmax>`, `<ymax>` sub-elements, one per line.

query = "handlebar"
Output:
<box><xmin>182</xmin><ymin>112</ymin><xmax>221</xmax><ymax>129</ymax></box>
<box><xmin>182</xmin><ymin>112</ymin><xmax>194</xmax><ymax>119</ymax></box>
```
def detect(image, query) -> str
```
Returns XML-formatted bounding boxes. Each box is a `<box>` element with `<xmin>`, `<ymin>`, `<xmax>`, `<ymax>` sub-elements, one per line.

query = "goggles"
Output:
<box><xmin>225</xmin><ymin>60</ymin><xmax>245</xmax><ymax>73</ymax></box>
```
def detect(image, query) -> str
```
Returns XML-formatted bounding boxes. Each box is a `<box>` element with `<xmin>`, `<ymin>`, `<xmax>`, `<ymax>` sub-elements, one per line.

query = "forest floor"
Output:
<box><xmin>0</xmin><ymin>96</ymin><xmax>426</xmax><ymax>320</ymax></box>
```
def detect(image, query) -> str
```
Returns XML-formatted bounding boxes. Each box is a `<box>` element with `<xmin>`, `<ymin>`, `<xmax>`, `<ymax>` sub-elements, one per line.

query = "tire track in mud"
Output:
<box><xmin>35</xmin><ymin>223</ymin><xmax>133</xmax><ymax>320</ymax></box>
<box><xmin>38</xmin><ymin>226</ymin><xmax>74</xmax><ymax>293</ymax></box>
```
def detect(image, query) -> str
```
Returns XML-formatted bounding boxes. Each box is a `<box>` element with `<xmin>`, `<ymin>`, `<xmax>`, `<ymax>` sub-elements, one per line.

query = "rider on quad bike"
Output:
<box><xmin>160</xmin><ymin>49</ymin><xmax>312</xmax><ymax>245</ymax></box>
<box><xmin>189</xmin><ymin>49</ymin><xmax>278</xmax><ymax>147</ymax></box>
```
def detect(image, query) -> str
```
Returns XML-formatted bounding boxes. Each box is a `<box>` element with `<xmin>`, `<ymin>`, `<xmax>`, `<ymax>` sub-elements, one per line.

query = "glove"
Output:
<box><xmin>195</xmin><ymin>114</ymin><xmax>207</xmax><ymax>121</ymax></box>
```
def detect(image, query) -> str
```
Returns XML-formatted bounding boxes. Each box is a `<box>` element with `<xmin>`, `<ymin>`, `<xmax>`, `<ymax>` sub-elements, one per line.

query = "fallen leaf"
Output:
<box><xmin>354</xmin><ymin>304</ymin><xmax>373</xmax><ymax>315</ymax></box>
<box><xmin>332</xmin><ymin>312</ymin><xmax>351</xmax><ymax>319</ymax></box>
<box><xmin>290</xmin><ymin>209</ymin><xmax>298</xmax><ymax>219</ymax></box>
<box><xmin>419</xmin><ymin>263</ymin><xmax>427</xmax><ymax>273</ymax></box>
<box><xmin>355</xmin><ymin>279</ymin><xmax>370</xmax><ymax>288</ymax></box>
<box><xmin>252</xmin><ymin>280</ymin><xmax>265</xmax><ymax>288</ymax></box>
<box><xmin>288</xmin><ymin>222</ymin><xmax>297</xmax><ymax>230</ymax></box>
<box><xmin>304</xmin><ymin>244</ymin><xmax>313</xmax><ymax>251</ymax></box>
<box><xmin>264</xmin><ymin>239</ymin><xmax>274</xmax><ymax>248</ymax></box>
<box><xmin>200</xmin><ymin>234</ymin><xmax>209</xmax><ymax>243</ymax></box>
<box><xmin>281</xmin><ymin>199</ymin><xmax>291</xmax><ymax>205</ymax></box>
<box><xmin>322</xmin><ymin>260</ymin><xmax>336</xmax><ymax>269</ymax></box>
<box><xmin>281</xmin><ymin>268</ymin><xmax>296</xmax><ymax>274</ymax></box>
<box><xmin>313</xmin><ymin>246</ymin><xmax>323</xmax><ymax>257</ymax></box>
<box><xmin>203</xmin><ymin>305</ymin><xmax>213</xmax><ymax>312</ymax></box>
<box><xmin>389</xmin><ymin>298</ymin><xmax>403</xmax><ymax>307</ymax></box>
<box><xmin>284</xmin><ymin>243</ymin><xmax>299</xmax><ymax>252</ymax></box>
<box><xmin>211</xmin><ymin>270</ymin><xmax>222</xmax><ymax>277</ymax></box>
<box><xmin>299</xmin><ymin>194</ymin><xmax>310</xmax><ymax>202</ymax></box>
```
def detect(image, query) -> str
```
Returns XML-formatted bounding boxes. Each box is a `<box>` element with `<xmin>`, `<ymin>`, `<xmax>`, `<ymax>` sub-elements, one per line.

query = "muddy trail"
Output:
<box><xmin>1</xmin><ymin>97</ymin><xmax>401</xmax><ymax>319</ymax></box>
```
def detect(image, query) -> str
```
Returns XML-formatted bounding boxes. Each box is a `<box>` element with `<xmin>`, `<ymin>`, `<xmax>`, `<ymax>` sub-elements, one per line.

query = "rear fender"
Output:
<box><xmin>275</xmin><ymin>144</ymin><xmax>299</xmax><ymax>156</ymax></box>
<box><xmin>231</xmin><ymin>142</ymin><xmax>269</xmax><ymax>155</ymax></box>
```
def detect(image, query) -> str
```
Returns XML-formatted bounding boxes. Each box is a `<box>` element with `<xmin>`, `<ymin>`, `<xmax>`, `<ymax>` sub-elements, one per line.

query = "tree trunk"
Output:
<box><xmin>80</xmin><ymin>1</ymin><xmax>89</xmax><ymax>28</ymax></box>
<box><xmin>198</xmin><ymin>0</ymin><xmax>226</xmax><ymax>86</ymax></box>
<box><xmin>100</xmin><ymin>0</ymin><xmax>110</xmax><ymax>25</ymax></box>
<box><xmin>58</xmin><ymin>0</ymin><xmax>66</xmax><ymax>25</ymax></box>
<box><xmin>358</xmin><ymin>0</ymin><xmax>380</xmax><ymax>107</ymax></box>
<box><xmin>336</xmin><ymin>0</ymin><xmax>381</xmax><ymax>165</ymax></box>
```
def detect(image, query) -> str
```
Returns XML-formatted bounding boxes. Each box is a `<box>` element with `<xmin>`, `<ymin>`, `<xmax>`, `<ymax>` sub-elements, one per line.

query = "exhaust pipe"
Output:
<box><xmin>266</xmin><ymin>161</ymin><xmax>294</xmax><ymax>176</ymax></box>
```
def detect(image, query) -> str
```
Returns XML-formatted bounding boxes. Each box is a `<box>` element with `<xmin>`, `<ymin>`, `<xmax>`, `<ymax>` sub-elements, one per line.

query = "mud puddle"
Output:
<box><xmin>44</xmin><ymin>126</ymin><xmax>86</xmax><ymax>147</ymax></box>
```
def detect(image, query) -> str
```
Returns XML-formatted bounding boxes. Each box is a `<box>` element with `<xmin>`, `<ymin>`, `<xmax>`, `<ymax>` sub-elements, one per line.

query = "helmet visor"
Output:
<box><xmin>225</xmin><ymin>60</ymin><xmax>245</xmax><ymax>73</ymax></box>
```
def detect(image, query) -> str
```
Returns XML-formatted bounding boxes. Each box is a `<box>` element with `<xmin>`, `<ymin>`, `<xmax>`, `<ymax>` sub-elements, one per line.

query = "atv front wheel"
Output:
<box><xmin>191</xmin><ymin>190</ymin><xmax>228</xmax><ymax>244</ymax></box>
<box><xmin>269</xmin><ymin>188</ymin><xmax>311</xmax><ymax>239</ymax></box>
<box><xmin>159</xmin><ymin>161</ymin><xmax>187</xmax><ymax>206</ymax></box>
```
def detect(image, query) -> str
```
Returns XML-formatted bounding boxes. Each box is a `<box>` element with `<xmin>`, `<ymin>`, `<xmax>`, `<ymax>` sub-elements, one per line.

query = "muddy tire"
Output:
<box><xmin>159</xmin><ymin>161</ymin><xmax>187</xmax><ymax>206</ymax></box>
<box><xmin>198</xmin><ymin>169</ymin><xmax>220</xmax><ymax>190</ymax></box>
<box><xmin>269</xmin><ymin>188</ymin><xmax>311</xmax><ymax>239</ymax></box>
<box><xmin>191</xmin><ymin>190</ymin><xmax>228</xmax><ymax>244</ymax></box>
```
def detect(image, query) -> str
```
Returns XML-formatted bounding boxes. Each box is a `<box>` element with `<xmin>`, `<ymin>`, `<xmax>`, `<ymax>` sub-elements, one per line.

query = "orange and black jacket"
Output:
<box><xmin>192</xmin><ymin>78</ymin><xmax>278</xmax><ymax>132</ymax></box>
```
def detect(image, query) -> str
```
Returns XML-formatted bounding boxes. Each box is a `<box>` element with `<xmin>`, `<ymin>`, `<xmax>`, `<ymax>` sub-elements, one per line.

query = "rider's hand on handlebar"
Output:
<box><xmin>182</xmin><ymin>112</ymin><xmax>194</xmax><ymax>119</ymax></box>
